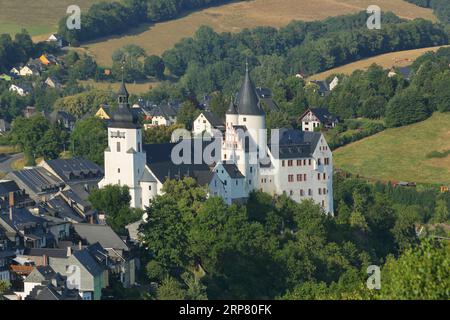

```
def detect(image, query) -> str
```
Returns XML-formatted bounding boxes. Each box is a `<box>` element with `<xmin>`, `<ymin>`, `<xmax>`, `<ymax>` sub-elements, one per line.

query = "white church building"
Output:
<box><xmin>99</xmin><ymin>69</ymin><xmax>334</xmax><ymax>214</ymax></box>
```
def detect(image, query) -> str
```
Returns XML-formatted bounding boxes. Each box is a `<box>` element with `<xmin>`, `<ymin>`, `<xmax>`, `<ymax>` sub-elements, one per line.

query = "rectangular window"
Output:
<box><xmin>304</xmin><ymin>174</ymin><xmax>307</xmax><ymax>181</ymax></box>
<box><xmin>118</xmin><ymin>168</ymin><xmax>121</xmax><ymax>173</ymax></box>
<box><xmin>117</xmin><ymin>142</ymin><xmax>121</xmax><ymax>152</ymax></box>
<box><xmin>317</xmin><ymin>173</ymin><xmax>320</xmax><ymax>180</ymax></box>
<box><xmin>300</xmin><ymin>189</ymin><xmax>304</xmax><ymax>196</ymax></box>
<box><xmin>297</xmin><ymin>160</ymin><xmax>302</xmax><ymax>166</ymax></box>
<box><xmin>149</xmin><ymin>186</ymin><xmax>152</xmax><ymax>191</ymax></box>
<box><xmin>308</xmin><ymin>159</ymin><xmax>312</xmax><ymax>166</ymax></box>
<box><xmin>282</xmin><ymin>160</ymin><xmax>285</xmax><ymax>167</ymax></box>
<box><xmin>323</xmin><ymin>173</ymin><xmax>326</xmax><ymax>180</ymax></box>
<box><xmin>308</xmin><ymin>189</ymin><xmax>312</xmax><ymax>196</ymax></box>
<box><xmin>303</xmin><ymin>160</ymin><xmax>306</xmax><ymax>166</ymax></box>
<box><xmin>288</xmin><ymin>175</ymin><xmax>294</xmax><ymax>182</ymax></box>
<box><xmin>319</xmin><ymin>188</ymin><xmax>322</xmax><ymax>195</ymax></box>
<box><xmin>318</xmin><ymin>158</ymin><xmax>321</xmax><ymax>165</ymax></box>
<box><xmin>288</xmin><ymin>160</ymin><xmax>293</xmax><ymax>167</ymax></box>
<box><xmin>297</xmin><ymin>174</ymin><xmax>302</xmax><ymax>182</ymax></box>
<box><xmin>323</xmin><ymin>188</ymin><xmax>327</xmax><ymax>194</ymax></box>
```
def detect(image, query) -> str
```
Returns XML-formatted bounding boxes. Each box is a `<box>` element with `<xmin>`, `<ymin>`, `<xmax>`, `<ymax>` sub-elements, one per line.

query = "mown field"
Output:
<box><xmin>333</xmin><ymin>112</ymin><xmax>450</xmax><ymax>184</ymax></box>
<box><xmin>79</xmin><ymin>79</ymin><xmax>160</xmax><ymax>95</ymax></box>
<box><xmin>309</xmin><ymin>45</ymin><xmax>450</xmax><ymax>81</ymax></box>
<box><xmin>78</xmin><ymin>0</ymin><xmax>436</xmax><ymax>66</ymax></box>
<box><xmin>0</xmin><ymin>0</ymin><xmax>105</xmax><ymax>37</ymax></box>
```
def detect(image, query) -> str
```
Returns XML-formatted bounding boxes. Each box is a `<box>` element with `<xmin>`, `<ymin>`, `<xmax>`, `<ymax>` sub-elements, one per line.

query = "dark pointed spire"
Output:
<box><xmin>227</xmin><ymin>95</ymin><xmax>238</xmax><ymax>115</ymax></box>
<box><xmin>236</xmin><ymin>65</ymin><xmax>265</xmax><ymax>116</ymax></box>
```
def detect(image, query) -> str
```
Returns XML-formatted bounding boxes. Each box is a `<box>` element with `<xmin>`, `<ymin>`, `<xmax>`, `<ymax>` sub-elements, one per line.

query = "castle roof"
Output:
<box><xmin>235</xmin><ymin>68</ymin><xmax>265</xmax><ymax>116</ymax></box>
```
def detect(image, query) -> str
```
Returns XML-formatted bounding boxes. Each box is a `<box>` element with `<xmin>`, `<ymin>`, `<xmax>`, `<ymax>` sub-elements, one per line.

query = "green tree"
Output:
<box><xmin>176</xmin><ymin>101</ymin><xmax>199</xmax><ymax>130</ymax></box>
<box><xmin>156</xmin><ymin>277</ymin><xmax>186</xmax><ymax>300</ymax></box>
<box><xmin>378</xmin><ymin>239</ymin><xmax>450</xmax><ymax>299</ymax></box>
<box><xmin>0</xmin><ymin>280</ymin><xmax>10</xmax><ymax>299</ymax></box>
<box><xmin>70</xmin><ymin>116</ymin><xmax>107</xmax><ymax>165</ymax></box>
<box><xmin>89</xmin><ymin>184</ymin><xmax>142</xmax><ymax>234</ymax></box>
<box><xmin>144</xmin><ymin>55</ymin><xmax>165</xmax><ymax>79</ymax></box>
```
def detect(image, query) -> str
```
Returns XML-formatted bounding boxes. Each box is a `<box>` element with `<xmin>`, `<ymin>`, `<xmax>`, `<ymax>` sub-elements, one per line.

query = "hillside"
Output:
<box><xmin>0</xmin><ymin>0</ymin><xmax>105</xmax><ymax>37</ymax></box>
<box><xmin>333</xmin><ymin>113</ymin><xmax>450</xmax><ymax>184</ymax></box>
<box><xmin>81</xmin><ymin>0</ymin><xmax>436</xmax><ymax>66</ymax></box>
<box><xmin>309</xmin><ymin>45</ymin><xmax>450</xmax><ymax>81</ymax></box>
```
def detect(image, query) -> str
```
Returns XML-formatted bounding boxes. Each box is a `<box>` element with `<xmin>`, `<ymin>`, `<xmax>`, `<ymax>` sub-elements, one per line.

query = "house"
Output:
<box><xmin>388</xmin><ymin>66</ymin><xmax>412</xmax><ymax>81</ymax></box>
<box><xmin>45</xmin><ymin>76</ymin><xmax>62</xmax><ymax>89</ymax></box>
<box><xmin>299</xmin><ymin>107</ymin><xmax>340</xmax><ymax>132</ymax></box>
<box><xmin>0</xmin><ymin>208</ymin><xmax>54</xmax><ymax>249</ymax></box>
<box><xmin>192</xmin><ymin>111</ymin><xmax>224</xmax><ymax>137</ymax></box>
<box><xmin>255</xmin><ymin>87</ymin><xmax>280</xmax><ymax>112</ymax></box>
<box><xmin>307</xmin><ymin>80</ymin><xmax>330</xmax><ymax>96</ymax></box>
<box><xmin>0</xmin><ymin>119</ymin><xmax>11</xmax><ymax>135</ymax></box>
<box><xmin>0</xmin><ymin>179</ymin><xmax>32</xmax><ymax>210</ymax></box>
<box><xmin>39</xmin><ymin>54</ymin><xmax>58</xmax><ymax>66</ymax></box>
<box><xmin>95</xmin><ymin>105</ymin><xmax>113</xmax><ymax>120</ymax></box>
<box><xmin>47</xmin><ymin>34</ymin><xmax>67</xmax><ymax>48</ymax></box>
<box><xmin>49</xmin><ymin>247</ymin><xmax>108</xmax><ymax>300</ymax></box>
<box><xmin>10</xmin><ymin>68</ymin><xmax>20</xmax><ymax>76</ymax></box>
<box><xmin>0</xmin><ymin>74</ymin><xmax>12</xmax><ymax>82</ymax></box>
<box><xmin>9</xmin><ymin>84</ymin><xmax>31</xmax><ymax>97</ymax></box>
<box><xmin>0</xmin><ymin>249</ymin><xmax>15</xmax><ymax>282</ymax></box>
<box><xmin>73</xmin><ymin>224</ymin><xmax>136</xmax><ymax>288</ymax></box>
<box><xmin>209</xmin><ymin>162</ymin><xmax>247</xmax><ymax>205</ymax></box>
<box><xmin>99</xmin><ymin>67</ymin><xmax>334</xmax><ymax>214</ymax></box>
<box><xmin>145</xmin><ymin>102</ymin><xmax>179</xmax><ymax>128</ymax></box>
<box><xmin>329</xmin><ymin>76</ymin><xmax>340</xmax><ymax>91</ymax></box>
<box><xmin>19</xmin><ymin>65</ymin><xmax>39</xmax><ymax>77</ymax></box>
<box><xmin>48</xmin><ymin>110</ymin><xmax>76</xmax><ymax>131</ymax></box>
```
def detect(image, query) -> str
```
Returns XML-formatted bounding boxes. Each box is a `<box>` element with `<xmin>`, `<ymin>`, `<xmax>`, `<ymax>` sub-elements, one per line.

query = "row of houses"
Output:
<box><xmin>0</xmin><ymin>157</ymin><xmax>138</xmax><ymax>300</ymax></box>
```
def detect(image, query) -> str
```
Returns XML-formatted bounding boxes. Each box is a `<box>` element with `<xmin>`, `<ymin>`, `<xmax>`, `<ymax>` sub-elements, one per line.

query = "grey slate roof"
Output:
<box><xmin>25</xmin><ymin>266</ymin><xmax>59</xmax><ymax>283</ymax></box>
<box><xmin>72</xmin><ymin>249</ymin><xmax>104</xmax><ymax>277</ymax></box>
<box><xmin>201</xmin><ymin>111</ymin><xmax>224</xmax><ymax>127</ymax></box>
<box><xmin>236</xmin><ymin>69</ymin><xmax>265</xmax><ymax>116</ymax></box>
<box><xmin>7</xmin><ymin>167</ymin><xmax>64</xmax><ymax>195</ymax></box>
<box><xmin>221</xmin><ymin>163</ymin><xmax>245</xmax><ymax>179</ymax></box>
<box><xmin>24</xmin><ymin>247</ymin><xmax>68</xmax><ymax>259</ymax></box>
<box><xmin>143</xmin><ymin>141</ymin><xmax>214</xmax><ymax>186</ymax></box>
<box><xmin>0</xmin><ymin>180</ymin><xmax>20</xmax><ymax>196</ymax></box>
<box><xmin>269</xmin><ymin>129</ymin><xmax>322</xmax><ymax>160</ymax></box>
<box><xmin>300</xmin><ymin>108</ymin><xmax>339</xmax><ymax>125</ymax></box>
<box><xmin>73</xmin><ymin>224</ymin><xmax>129</xmax><ymax>251</ymax></box>
<box><xmin>44</xmin><ymin>157</ymin><xmax>103</xmax><ymax>183</ymax></box>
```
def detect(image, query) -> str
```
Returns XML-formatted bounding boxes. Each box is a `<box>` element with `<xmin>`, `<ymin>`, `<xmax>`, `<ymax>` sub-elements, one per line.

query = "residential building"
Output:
<box><xmin>299</xmin><ymin>107</ymin><xmax>340</xmax><ymax>132</ymax></box>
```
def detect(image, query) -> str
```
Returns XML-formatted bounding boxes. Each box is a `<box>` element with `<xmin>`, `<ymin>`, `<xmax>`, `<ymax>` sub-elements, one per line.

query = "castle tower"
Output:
<box><xmin>99</xmin><ymin>81</ymin><xmax>146</xmax><ymax>208</ymax></box>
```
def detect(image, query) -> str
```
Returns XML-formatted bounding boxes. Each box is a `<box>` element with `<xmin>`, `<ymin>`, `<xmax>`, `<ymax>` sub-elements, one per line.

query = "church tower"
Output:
<box><xmin>99</xmin><ymin>81</ymin><xmax>146</xmax><ymax>208</ymax></box>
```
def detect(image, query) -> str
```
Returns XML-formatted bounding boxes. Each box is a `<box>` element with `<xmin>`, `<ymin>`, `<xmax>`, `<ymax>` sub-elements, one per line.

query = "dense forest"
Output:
<box><xmin>405</xmin><ymin>0</ymin><xmax>450</xmax><ymax>23</ymax></box>
<box><xmin>57</xmin><ymin>0</ymin><xmax>241</xmax><ymax>45</ymax></box>
<box><xmin>94</xmin><ymin>176</ymin><xmax>449</xmax><ymax>300</ymax></box>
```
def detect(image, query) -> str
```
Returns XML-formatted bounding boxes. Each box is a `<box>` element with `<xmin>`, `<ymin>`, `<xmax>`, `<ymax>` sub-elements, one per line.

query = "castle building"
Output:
<box><xmin>99</xmin><ymin>69</ymin><xmax>334</xmax><ymax>214</ymax></box>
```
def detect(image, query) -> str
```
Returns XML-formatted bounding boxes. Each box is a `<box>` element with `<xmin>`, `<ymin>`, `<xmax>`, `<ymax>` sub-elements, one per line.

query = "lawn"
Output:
<box><xmin>0</xmin><ymin>0</ymin><xmax>106</xmax><ymax>37</ymax></box>
<box><xmin>309</xmin><ymin>45</ymin><xmax>450</xmax><ymax>81</ymax></box>
<box><xmin>333</xmin><ymin>113</ymin><xmax>450</xmax><ymax>184</ymax></box>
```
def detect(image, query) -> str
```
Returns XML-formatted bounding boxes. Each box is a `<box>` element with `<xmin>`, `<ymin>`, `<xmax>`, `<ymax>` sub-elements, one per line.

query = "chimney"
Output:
<box><xmin>9</xmin><ymin>191</ymin><xmax>14</xmax><ymax>221</ymax></box>
<box><xmin>78</xmin><ymin>241</ymin><xmax>82</xmax><ymax>250</ymax></box>
<box><xmin>42</xmin><ymin>254</ymin><xmax>47</xmax><ymax>266</ymax></box>
<box><xmin>67</xmin><ymin>246</ymin><xmax>72</xmax><ymax>257</ymax></box>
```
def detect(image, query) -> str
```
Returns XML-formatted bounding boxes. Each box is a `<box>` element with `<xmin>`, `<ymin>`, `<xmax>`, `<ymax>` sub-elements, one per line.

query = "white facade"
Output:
<box><xmin>9</xmin><ymin>84</ymin><xmax>29</xmax><ymax>97</ymax></box>
<box><xmin>301</xmin><ymin>111</ymin><xmax>321</xmax><ymax>132</ymax></box>
<box><xmin>99</xmin><ymin>126</ymin><xmax>146</xmax><ymax>208</ymax></box>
